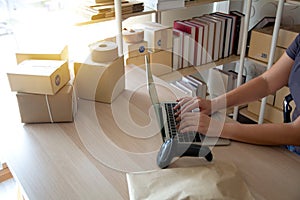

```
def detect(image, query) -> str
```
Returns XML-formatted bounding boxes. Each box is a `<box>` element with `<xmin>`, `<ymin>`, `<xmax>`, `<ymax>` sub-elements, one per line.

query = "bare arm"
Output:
<box><xmin>222</xmin><ymin>116</ymin><xmax>300</xmax><ymax>146</ymax></box>
<box><xmin>179</xmin><ymin>110</ymin><xmax>300</xmax><ymax>146</ymax></box>
<box><xmin>211</xmin><ymin>53</ymin><xmax>294</xmax><ymax>112</ymax></box>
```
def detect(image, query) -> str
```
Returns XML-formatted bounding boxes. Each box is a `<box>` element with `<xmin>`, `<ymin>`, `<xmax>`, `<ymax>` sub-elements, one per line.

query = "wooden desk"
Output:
<box><xmin>1</xmin><ymin>66</ymin><xmax>300</xmax><ymax>200</ymax></box>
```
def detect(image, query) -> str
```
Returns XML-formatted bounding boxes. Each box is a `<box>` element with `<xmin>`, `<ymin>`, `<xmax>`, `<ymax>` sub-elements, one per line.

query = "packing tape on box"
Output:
<box><xmin>44</xmin><ymin>83</ymin><xmax>77</xmax><ymax>123</ymax></box>
<box><xmin>122</xmin><ymin>28</ymin><xmax>144</xmax><ymax>43</ymax></box>
<box><xmin>45</xmin><ymin>94</ymin><xmax>54</xmax><ymax>123</ymax></box>
<box><xmin>90</xmin><ymin>41</ymin><xmax>118</xmax><ymax>63</ymax></box>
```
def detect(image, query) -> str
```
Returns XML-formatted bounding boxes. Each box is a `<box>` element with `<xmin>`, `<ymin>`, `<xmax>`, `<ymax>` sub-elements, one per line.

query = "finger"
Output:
<box><xmin>174</xmin><ymin>97</ymin><xmax>193</xmax><ymax>114</ymax></box>
<box><xmin>177</xmin><ymin>97</ymin><xmax>192</xmax><ymax>106</ymax></box>
<box><xmin>179</xmin><ymin>125</ymin><xmax>199</xmax><ymax>134</ymax></box>
<box><xmin>174</xmin><ymin>97</ymin><xmax>189</xmax><ymax>110</ymax></box>
<box><xmin>180</xmin><ymin>98</ymin><xmax>201</xmax><ymax>113</ymax></box>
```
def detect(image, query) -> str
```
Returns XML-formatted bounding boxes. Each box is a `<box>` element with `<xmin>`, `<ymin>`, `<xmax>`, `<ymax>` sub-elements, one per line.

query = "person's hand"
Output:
<box><xmin>176</xmin><ymin>112</ymin><xmax>224</xmax><ymax>137</ymax></box>
<box><xmin>174</xmin><ymin>97</ymin><xmax>212</xmax><ymax>117</ymax></box>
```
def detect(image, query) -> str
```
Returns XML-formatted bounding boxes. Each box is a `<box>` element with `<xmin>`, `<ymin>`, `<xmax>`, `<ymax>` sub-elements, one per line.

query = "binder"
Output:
<box><xmin>176</xmin><ymin>79</ymin><xmax>197</xmax><ymax>96</ymax></box>
<box><xmin>172</xmin><ymin>29</ymin><xmax>183</xmax><ymax>70</ymax></box>
<box><xmin>192</xmin><ymin>17</ymin><xmax>214</xmax><ymax>63</ymax></box>
<box><xmin>182</xmin><ymin>32</ymin><xmax>191</xmax><ymax>68</ymax></box>
<box><xmin>173</xmin><ymin>20</ymin><xmax>196</xmax><ymax>66</ymax></box>
<box><xmin>210</xmin><ymin>13</ymin><xmax>231</xmax><ymax>58</ymax></box>
<box><xmin>183</xmin><ymin>21</ymin><xmax>204</xmax><ymax>66</ymax></box>
<box><xmin>172</xmin><ymin>28</ymin><xmax>191</xmax><ymax>69</ymax></box>
<box><xmin>204</xmin><ymin>14</ymin><xmax>225</xmax><ymax>59</ymax></box>
<box><xmin>230</xmin><ymin>11</ymin><xmax>245</xmax><ymax>56</ymax></box>
<box><xmin>199</xmin><ymin>15</ymin><xmax>222</xmax><ymax>61</ymax></box>
<box><xmin>183</xmin><ymin>75</ymin><xmax>207</xmax><ymax>99</ymax></box>
<box><xmin>213</xmin><ymin>12</ymin><xmax>237</xmax><ymax>56</ymax></box>
<box><xmin>188</xmin><ymin>19</ymin><xmax>208</xmax><ymax>65</ymax></box>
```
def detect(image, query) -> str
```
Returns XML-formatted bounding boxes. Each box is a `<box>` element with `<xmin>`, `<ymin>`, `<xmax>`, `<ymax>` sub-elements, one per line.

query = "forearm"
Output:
<box><xmin>221</xmin><ymin>122</ymin><xmax>300</xmax><ymax>146</ymax></box>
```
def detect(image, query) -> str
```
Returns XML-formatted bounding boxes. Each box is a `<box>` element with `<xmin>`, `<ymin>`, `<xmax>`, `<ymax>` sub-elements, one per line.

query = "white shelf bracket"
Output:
<box><xmin>233</xmin><ymin>0</ymin><xmax>252</xmax><ymax>121</ymax></box>
<box><xmin>114</xmin><ymin>0</ymin><xmax>123</xmax><ymax>56</ymax></box>
<box><xmin>258</xmin><ymin>0</ymin><xmax>285</xmax><ymax>124</ymax></box>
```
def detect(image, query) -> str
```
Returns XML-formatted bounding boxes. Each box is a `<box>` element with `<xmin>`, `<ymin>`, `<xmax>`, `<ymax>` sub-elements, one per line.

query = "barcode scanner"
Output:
<box><xmin>157</xmin><ymin>137</ymin><xmax>213</xmax><ymax>169</ymax></box>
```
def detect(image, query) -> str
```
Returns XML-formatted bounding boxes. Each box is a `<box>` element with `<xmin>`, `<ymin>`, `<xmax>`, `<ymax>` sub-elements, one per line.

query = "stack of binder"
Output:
<box><xmin>172</xmin><ymin>11</ymin><xmax>245</xmax><ymax>70</ymax></box>
<box><xmin>170</xmin><ymin>74</ymin><xmax>207</xmax><ymax>99</ymax></box>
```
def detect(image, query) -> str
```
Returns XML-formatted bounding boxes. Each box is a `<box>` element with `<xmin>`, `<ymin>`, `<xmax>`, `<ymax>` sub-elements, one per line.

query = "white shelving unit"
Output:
<box><xmin>81</xmin><ymin>0</ymin><xmax>257</xmax><ymax>121</ymax></box>
<box><xmin>232</xmin><ymin>0</ymin><xmax>253</xmax><ymax>120</ymax></box>
<box><xmin>109</xmin><ymin>0</ymin><xmax>249</xmax><ymax>122</ymax></box>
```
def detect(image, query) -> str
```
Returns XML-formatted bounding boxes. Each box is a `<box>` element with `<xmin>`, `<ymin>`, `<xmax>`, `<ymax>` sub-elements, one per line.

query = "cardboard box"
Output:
<box><xmin>247</xmin><ymin>100</ymin><xmax>283</xmax><ymax>123</ymax></box>
<box><xmin>135</xmin><ymin>22</ymin><xmax>172</xmax><ymax>52</ymax></box>
<box><xmin>149</xmin><ymin>50</ymin><xmax>173</xmax><ymax>76</ymax></box>
<box><xmin>74</xmin><ymin>56</ymin><xmax>125</xmax><ymax>103</ymax></box>
<box><xmin>274</xmin><ymin>86</ymin><xmax>296</xmax><ymax>110</ymax></box>
<box><xmin>16</xmin><ymin>83</ymin><xmax>75</xmax><ymax>123</ymax></box>
<box><xmin>7</xmin><ymin>60</ymin><xmax>70</xmax><ymax>95</ymax></box>
<box><xmin>15</xmin><ymin>45</ymin><xmax>68</xmax><ymax>64</ymax></box>
<box><xmin>248</xmin><ymin>27</ymin><xmax>286</xmax><ymax>63</ymax></box>
<box><xmin>277</xmin><ymin>25</ymin><xmax>300</xmax><ymax>49</ymax></box>
<box><xmin>266</xmin><ymin>94</ymin><xmax>275</xmax><ymax>106</ymax></box>
<box><xmin>123</xmin><ymin>40</ymin><xmax>148</xmax><ymax>58</ymax></box>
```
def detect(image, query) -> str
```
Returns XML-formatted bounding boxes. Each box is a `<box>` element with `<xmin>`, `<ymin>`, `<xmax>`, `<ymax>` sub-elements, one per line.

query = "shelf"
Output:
<box><xmin>185</xmin><ymin>0</ymin><xmax>228</xmax><ymax>8</ymax></box>
<box><xmin>75</xmin><ymin>0</ymin><xmax>229</xmax><ymax>26</ymax></box>
<box><xmin>159</xmin><ymin>55</ymin><xmax>240</xmax><ymax>82</ymax></box>
<box><xmin>75</xmin><ymin>6</ymin><xmax>156</xmax><ymax>26</ymax></box>
<box><xmin>285</xmin><ymin>0</ymin><xmax>300</xmax><ymax>5</ymax></box>
<box><xmin>239</xmin><ymin>108</ymin><xmax>271</xmax><ymax>124</ymax></box>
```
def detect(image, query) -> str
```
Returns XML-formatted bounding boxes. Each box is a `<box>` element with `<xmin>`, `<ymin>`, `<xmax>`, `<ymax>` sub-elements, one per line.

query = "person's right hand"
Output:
<box><xmin>174</xmin><ymin>97</ymin><xmax>212</xmax><ymax>118</ymax></box>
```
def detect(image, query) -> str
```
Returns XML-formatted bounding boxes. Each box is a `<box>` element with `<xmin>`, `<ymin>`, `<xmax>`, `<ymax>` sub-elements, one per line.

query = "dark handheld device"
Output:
<box><xmin>283</xmin><ymin>94</ymin><xmax>293</xmax><ymax>123</ymax></box>
<box><xmin>157</xmin><ymin>138</ymin><xmax>213</xmax><ymax>169</ymax></box>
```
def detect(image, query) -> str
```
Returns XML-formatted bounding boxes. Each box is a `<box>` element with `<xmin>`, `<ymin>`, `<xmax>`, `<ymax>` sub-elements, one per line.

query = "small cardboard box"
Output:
<box><xmin>277</xmin><ymin>25</ymin><xmax>300</xmax><ymax>49</ymax></box>
<box><xmin>7</xmin><ymin>60</ymin><xmax>70</xmax><ymax>95</ymax></box>
<box><xmin>135</xmin><ymin>22</ymin><xmax>173</xmax><ymax>52</ymax></box>
<box><xmin>123</xmin><ymin>40</ymin><xmax>148</xmax><ymax>58</ymax></box>
<box><xmin>15</xmin><ymin>45</ymin><xmax>68</xmax><ymax>64</ymax></box>
<box><xmin>74</xmin><ymin>56</ymin><xmax>125</xmax><ymax>103</ymax></box>
<box><xmin>16</xmin><ymin>83</ymin><xmax>76</xmax><ymax>123</ymax></box>
<box><xmin>149</xmin><ymin>50</ymin><xmax>173</xmax><ymax>76</ymax></box>
<box><xmin>248</xmin><ymin>27</ymin><xmax>285</xmax><ymax>63</ymax></box>
<box><xmin>247</xmin><ymin>100</ymin><xmax>283</xmax><ymax>123</ymax></box>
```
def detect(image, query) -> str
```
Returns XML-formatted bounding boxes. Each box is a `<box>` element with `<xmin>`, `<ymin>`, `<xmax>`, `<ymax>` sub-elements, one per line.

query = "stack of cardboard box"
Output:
<box><xmin>248</xmin><ymin>25</ymin><xmax>300</xmax><ymax>64</ymax></box>
<box><xmin>126</xmin><ymin>22</ymin><xmax>173</xmax><ymax>76</ymax></box>
<box><xmin>7</xmin><ymin>45</ymin><xmax>76</xmax><ymax>123</ymax></box>
<box><xmin>247</xmin><ymin>25</ymin><xmax>300</xmax><ymax>123</ymax></box>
